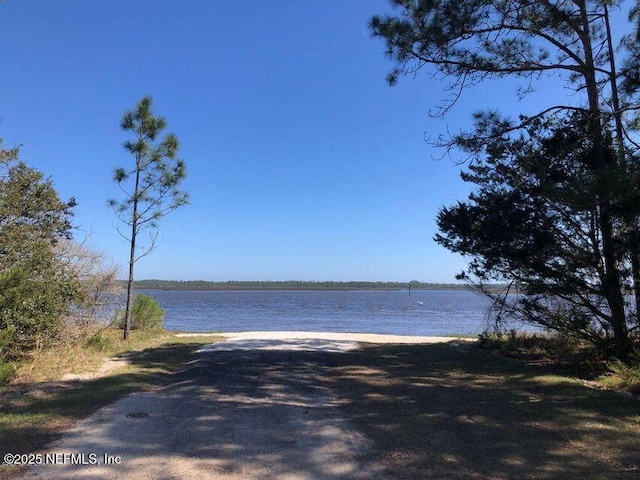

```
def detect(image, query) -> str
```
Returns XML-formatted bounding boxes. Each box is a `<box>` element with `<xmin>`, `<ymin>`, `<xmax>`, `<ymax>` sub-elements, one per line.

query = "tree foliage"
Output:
<box><xmin>109</xmin><ymin>96</ymin><xmax>188</xmax><ymax>340</ymax></box>
<box><xmin>370</xmin><ymin>0</ymin><xmax>640</xmax><ymax>356</ymax></box>
<box><xmin>436</xmin><ymin>113</ymin><xmax>640</xmax><ymax>350</ymax></box>
<box><xmin>0</xmin><ymin>139</ymin><xmax>79</xmax><ymax>358</ymax></box>
<box><xmin>1</xmin><ymin>154</ymin><xmax>75</xmax><ymax>265</ymax></box>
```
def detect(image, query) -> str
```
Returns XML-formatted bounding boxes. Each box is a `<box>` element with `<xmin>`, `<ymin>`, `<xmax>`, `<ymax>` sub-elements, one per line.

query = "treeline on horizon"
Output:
<box><xmin>130</xmin><ymin>279</ymin><xmax>479</xmax><ymax>291</ymax></box>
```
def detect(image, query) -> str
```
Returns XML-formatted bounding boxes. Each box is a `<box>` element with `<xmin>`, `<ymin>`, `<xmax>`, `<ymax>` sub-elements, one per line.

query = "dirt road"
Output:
<box><xmin>20</xmin><ymin>333</ymin><xmax>462</xmax><ymax>480</ymax></box>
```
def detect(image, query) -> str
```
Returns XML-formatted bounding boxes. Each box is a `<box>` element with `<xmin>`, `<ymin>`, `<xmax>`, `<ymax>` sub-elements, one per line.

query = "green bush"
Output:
<box><xmin>113</xmin><ymin>294</ymin><xmax>164</xmax><ymax>331</ymax></box>
<box><xmin>0</xmin><ymin>360</ymin><xmax>16</xmax><ymax>385</ymax></box>
<box><xmin>0</xmin><ymin>243</ymin><xmax>80</xmax><ymax>359</ymax></box>
<box><xmin>84</xmin><ymin>332</ymin><xmax>114</xmax><ymax>351</ymax></box>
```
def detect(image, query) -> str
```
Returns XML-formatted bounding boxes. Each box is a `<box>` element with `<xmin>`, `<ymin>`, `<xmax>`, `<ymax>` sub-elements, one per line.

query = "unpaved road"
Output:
<box><xmin>20</xmin><ymin>333</ymin><xmax>463</xmax><ymax>480</ymax></box>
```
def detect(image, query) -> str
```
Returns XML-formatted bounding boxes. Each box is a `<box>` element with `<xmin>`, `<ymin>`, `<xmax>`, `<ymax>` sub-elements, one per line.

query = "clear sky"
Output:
<box><xmin>0</xmin><ymin>0</ymin><xmax>604</xmax><ymax>283</ymax></box>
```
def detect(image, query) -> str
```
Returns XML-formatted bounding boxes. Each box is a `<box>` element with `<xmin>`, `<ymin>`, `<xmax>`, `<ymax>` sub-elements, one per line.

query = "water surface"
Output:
<box><xmin>138</xmin><ymin>289</ymin><xmax>524</xmax><ymax>336</ymax></box>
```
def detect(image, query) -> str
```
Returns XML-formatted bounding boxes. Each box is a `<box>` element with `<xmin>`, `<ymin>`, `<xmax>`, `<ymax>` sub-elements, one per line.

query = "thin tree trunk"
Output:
<box><xmin>604</xmin><ymin>3</ymin><xmax>625</xmax><ymax>159</ymax></box>
<box><xmin>123</xmin><ymin>224</ymin><xmax>136</xmax><ymax>340</ymax></box>
<box><xmin>631</xmin><ymin>247</ymin><xmax>640</xmax><ymax>319</ymax></box>
<box><xmin>123</xmin><ymin>154</ymin><xmax>141</xmax><ymax>341</ymax></box>
<box><xmin>604</xmin><ymin>3</ymin><xmax>640</xmax><ymax>337</ymax></box>
<box><xmin>578</xmin><ymin>0</ymin><xmax>629</xmax><ymax>357</ymax></box>
<box><xmin>599</xmin><ymin>208</ymin><xmax>630</xmax><ymax>356</ymax></box>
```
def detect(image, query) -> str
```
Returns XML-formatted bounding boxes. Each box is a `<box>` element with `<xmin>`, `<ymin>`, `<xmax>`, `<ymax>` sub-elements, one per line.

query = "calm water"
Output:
<box><xmin>137</xmin><ymin>289</ymin><xmax>525</xmax><ymax>336</ymax></box>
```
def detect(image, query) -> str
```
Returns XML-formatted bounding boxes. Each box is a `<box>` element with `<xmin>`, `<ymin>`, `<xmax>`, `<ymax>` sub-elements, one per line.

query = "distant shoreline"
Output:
<box><xmin>134</xmin><ymin>287</ymin><xmax>455</xmax><ymax>291</ymax></box>
<box><xmin>129</xmin><ymin>280</ymin><xmax>493</xmax><ymax>292</ymax></box>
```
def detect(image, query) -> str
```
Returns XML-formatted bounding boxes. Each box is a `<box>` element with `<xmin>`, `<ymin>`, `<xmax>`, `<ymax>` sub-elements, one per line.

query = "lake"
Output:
<box><xmin>137</xmin><ymin>289</ymin><xmax>527</xmax><ymax>336</ymax></box>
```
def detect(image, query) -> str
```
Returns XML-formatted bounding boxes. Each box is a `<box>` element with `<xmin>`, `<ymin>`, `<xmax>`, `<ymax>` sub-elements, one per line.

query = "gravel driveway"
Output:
<box><xmin>20</xmin><ymin>333</ymin><xmax>461</xmax><ymax>480</ymax></box>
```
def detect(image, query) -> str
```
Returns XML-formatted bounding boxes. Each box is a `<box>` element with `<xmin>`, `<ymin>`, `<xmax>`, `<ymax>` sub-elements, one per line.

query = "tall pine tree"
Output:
<box><xmin>109</xmin><ymin>97</ymin><xmax>189</xmax><ymax>340</ymax></box>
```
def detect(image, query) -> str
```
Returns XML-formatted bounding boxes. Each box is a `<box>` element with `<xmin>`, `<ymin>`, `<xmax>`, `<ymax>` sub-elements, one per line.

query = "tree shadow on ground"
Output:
<box><xmin>4</xmin><ymin>345</ymin><xmax>383</xmax><ymax>479</ymax></box>
<box><xmin>327</xmin><ymin>342</ymin><xmax>640</xmax><ymax>480</ymax></box>
<box><xmin>2</xmin><ymin>341</ymin><xmax>640</xmax><ymax>480</ymax></box>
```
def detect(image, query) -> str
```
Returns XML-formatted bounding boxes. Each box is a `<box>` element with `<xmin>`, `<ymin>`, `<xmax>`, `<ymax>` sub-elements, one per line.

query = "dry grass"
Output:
<box><xmin>0</xmin><ymin>329</ymin><xmax>221</xmax><ymax>479</ymax></box>
<box><xmin>10</xmin><ymin>327</ymin><xmax>199</xmax><ymax>384</ymax></box>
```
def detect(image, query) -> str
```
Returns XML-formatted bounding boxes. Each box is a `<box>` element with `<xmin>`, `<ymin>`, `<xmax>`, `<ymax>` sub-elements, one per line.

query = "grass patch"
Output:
<box><xmin>328</xmin><ymin>342</ymin><xmax>640</xmax><ymax>479</ymax></box>
<box><xmin>477</xmin><ymin>331</ymin><xmax>640</xmax><ymax>394</ymax></box>
<box><xmin>8</xmin><ymin>328</ymin><xmax>196</xmax><ymax>385</ymax></box>
<box><xmin>0</xmin><ymin>329</ymin><xmax>221</xmax><ymax>479</ymax></box>
<box><xmin>0</xmin><ymin>362</ymin><xmax>15</xmax><ymax>385</ymax></box>
<box><xmin>598</xmin><ymin>357</ymin><xmax>640</xmax><ymax>395</ymax></box>
<box><xmin>442</xmin><ymin>333</ymin><xmax>479</xmax><ymax>339</ymax></box>
<box><xmin>476</xmin><ymin>331</ymin><xmax>612</xmax><ymax>378</ymax></box>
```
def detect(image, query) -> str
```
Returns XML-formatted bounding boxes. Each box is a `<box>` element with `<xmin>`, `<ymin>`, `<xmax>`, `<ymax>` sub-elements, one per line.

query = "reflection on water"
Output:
<box><xmin>134</xmin><ymin>289</ymin><xmax>529</xmax><ymax>336</ymax></box>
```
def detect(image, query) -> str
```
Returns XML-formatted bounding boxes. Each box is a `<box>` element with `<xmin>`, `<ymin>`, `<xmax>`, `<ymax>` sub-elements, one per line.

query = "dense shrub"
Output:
<box><xmin>113</xmin><ymin>294</ymin><xmax>164</xmax><ymax>331</ymax></box>
<box><xmin>0</xmin><ymin>242</ymin><xmax>79</xmax><ymax>359</ymax></box>
<box><xmin>1</xmin><ymin>149</ymin><xmax>77</xmax><ymax>362</ymax></box>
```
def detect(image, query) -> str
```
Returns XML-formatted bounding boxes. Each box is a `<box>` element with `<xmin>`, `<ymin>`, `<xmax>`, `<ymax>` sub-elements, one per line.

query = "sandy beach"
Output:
<box><xmin>180</xmin><ymin>330</ymin><xmax>470</xmax><ymax>353</ymax></box>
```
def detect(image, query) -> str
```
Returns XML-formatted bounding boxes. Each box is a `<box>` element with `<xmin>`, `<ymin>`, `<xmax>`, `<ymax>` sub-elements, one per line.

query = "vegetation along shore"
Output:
<box><xmin>130</xmin><ymin>279</ymin><xmax>480</xmax><ymax>291</ymax></box>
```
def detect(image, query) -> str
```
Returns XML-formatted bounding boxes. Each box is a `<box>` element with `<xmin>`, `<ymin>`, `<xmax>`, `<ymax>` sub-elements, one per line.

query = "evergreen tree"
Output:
<box><xmin>0</xmin><ymin>139</ymin><xmax>78</xmax><ymax>358</ymax></box>
<box><xmin>109</xmin><ymin>97</ymin><xmax>188</xmax><ymax>340</ymax></box>
<box><xmin>370</xmin><ymin>0</ymin><xmax>640</xmax><ymax>356</ymax></box>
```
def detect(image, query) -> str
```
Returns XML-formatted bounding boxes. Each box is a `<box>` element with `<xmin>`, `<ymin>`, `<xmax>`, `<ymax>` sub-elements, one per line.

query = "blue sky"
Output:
<box><xmin>0</xmin><ymin>0</ymin><xmax>610</xmax><ymax>282</ymax></box>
